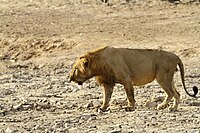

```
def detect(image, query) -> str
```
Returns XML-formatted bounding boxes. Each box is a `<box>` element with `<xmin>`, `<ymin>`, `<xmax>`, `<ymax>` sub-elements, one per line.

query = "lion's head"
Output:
<box><xmin>68</xmin><ymin>56</ymin><xmax>93</xmax><ymax>85</ymax></box>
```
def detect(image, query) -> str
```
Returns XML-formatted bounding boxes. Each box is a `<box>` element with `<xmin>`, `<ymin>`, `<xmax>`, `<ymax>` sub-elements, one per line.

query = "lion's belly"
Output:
<box><xmin>131</xmin><ymin>72</ymin><xmax>156</xmax><ymax>86</ymax></box>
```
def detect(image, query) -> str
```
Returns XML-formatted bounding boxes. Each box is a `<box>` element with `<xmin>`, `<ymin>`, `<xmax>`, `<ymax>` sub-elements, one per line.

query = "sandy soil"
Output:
<box><xmin>0</xmin><ymin>0</ymin><xmax>200</xmax><ymax>132</ymax></box>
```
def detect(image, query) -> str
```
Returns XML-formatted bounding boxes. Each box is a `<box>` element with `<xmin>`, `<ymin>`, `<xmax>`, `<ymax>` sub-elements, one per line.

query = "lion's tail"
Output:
<box><xmin>178</xmin><ymin>58</ymin><xmax>199</xmax><ymax>98</ymax></box>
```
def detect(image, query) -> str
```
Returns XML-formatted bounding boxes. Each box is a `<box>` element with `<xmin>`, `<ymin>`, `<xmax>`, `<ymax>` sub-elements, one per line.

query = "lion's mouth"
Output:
<box><xmin>78</xmin><ymin>81</ymin><xmax>83</xmax><ymax>85</ymax></box>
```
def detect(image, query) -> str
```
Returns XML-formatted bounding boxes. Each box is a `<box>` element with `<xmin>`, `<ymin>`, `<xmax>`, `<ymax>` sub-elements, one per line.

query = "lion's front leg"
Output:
<box><xmin>123</xmin><ymin>82</ymin><xmax>136</xmax><ymax>111</ymax></box>
<box><xmin>100</xmin><ymin>84</ymin><xmax>114</xmax><ymax>112</ymax></box>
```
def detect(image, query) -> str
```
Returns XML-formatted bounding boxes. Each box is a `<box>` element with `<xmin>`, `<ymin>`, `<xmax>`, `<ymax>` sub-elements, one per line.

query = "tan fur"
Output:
<box><xmin>69</xmin><ymin>46</ymin><xmax>198</xmax><ymax>111</ymax></box>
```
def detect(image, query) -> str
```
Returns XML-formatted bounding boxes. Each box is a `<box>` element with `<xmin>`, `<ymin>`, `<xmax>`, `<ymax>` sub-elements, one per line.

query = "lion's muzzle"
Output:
<box><xmin>68</xmin><ymin>75</ymin><xmax>83</xmax><ymax>85</ymax></box>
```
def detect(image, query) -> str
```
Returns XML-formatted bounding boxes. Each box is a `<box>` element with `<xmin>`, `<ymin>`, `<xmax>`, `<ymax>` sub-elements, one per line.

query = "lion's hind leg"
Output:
<box><xmin>168</xmin><ymin>80</ymin><xmax>180</xmax><ymax>111</ymax></box>
<box><xmin>156</xmin><ymin>73</ymin><xmax>175</xmax><ymax>110</ymax></box>
<box><xmin>157</xmin><ymin>84</ymin><xmax>174</xmax><ymax>110</ymax></box>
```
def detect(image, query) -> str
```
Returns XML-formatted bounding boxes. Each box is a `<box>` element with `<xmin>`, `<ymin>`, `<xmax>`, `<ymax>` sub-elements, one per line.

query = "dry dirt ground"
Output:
<box><xmin>0</xmin><ymin>0</ymin><xmax>200</xmax><ymax>132</ymax></box>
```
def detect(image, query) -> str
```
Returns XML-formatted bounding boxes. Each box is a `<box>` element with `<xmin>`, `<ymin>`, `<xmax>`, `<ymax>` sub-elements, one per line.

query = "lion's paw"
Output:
<box><xmin>157</xmin><ymin>103</ymin><xmax>168</xmax><ymax>110</ymax></box>
<box><xmin>125</xmin><ymin>106</ymin><xmax>135</xmax><ymax>112</ymax></box>
<box><xmin>168</xmin><ymin>105</ymin><xmax>178</xmax><ymax>112</ymax></box>
<box><xmin>97</xmin><ymin>108</ymin><xmax>111</xmax><ymax>113</ymax></box>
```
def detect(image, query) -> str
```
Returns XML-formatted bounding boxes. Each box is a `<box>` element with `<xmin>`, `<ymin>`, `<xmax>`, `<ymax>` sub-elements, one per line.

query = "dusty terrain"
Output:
<box><xmin>0</xmin><ymin>0</ymin><xmax>200</xmax><ymax>132</ymax></box>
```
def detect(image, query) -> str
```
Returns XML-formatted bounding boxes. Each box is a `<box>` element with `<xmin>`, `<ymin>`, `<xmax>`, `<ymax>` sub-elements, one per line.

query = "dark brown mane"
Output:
<box><xmin>84</xmin><ymin>46</ymin><xmax>115</xmax><ymax>87</ymax></box>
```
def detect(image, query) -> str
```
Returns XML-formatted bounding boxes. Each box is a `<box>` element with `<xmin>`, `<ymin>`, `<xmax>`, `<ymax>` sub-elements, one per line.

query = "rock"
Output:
<box><xmin>13</xmin><ymin>103</ymin><xmax>22</xmax><ymax>111</ymax></box>
<box><xmin>53</xmin><ymin>120</ymin><xmax>64</xmax><ymax>128</ymax></box>
<box><xmin>34</xmin><ymin>125</ymin><xmax>40</xmax><ymax>130</ymax></box>
<box><xmin>68</xmin><ymin>128</ymin><xmax>78</xmax><ymax>133</ymax></box>
<box><xmin>80</xmin><ymin>114</ymin><xmax>92</xmax><ymax>121</ymax></box>
<box><xmin>56</xmin><ymin>129</ymin><xmax>69</xmax><ymax>133</ymax></box>
<box><xmin>109</xmin><ymin>129</ymin><xmax>122</xmax><ymax>133</ymax></box>
<box><xmin>151</xmin><ymin>93</ymin><xmax>165</xmax><ymax>103</ymax></box>
<box><xmin>5</xmin><ymin>128</ymin><xmax>16</xmax><ymax>133</ymax></box>
<box><xmin>22</xmin><ymin>104</ymin><xmax>34</xmax><ymax>110</ymax></box>
<box><xmin>145</xmin><ymin>100</ymin><xmax>157</xmax><ymax>108</ymax></box>
<box><xmin>79</xmin><ymin>114</ymin><xmax>97</xmax><ymax>122</ymax></box>
<box><xmin>109</xmin><ymin>124</ymin><xmax>122</xmax><ymax>133</ymax></box>
<box><xmin>88</xmin><ymin>114</ymin><xmax>97</xmax><ymax>121</ymax></box>
<box><xmin>69</xmin><ymin>103</ymin><xmax>78</xmax><ymax>109</ymax></box>
<box><xmin>35</xmin><ymin>103</ymin><xmax>51</xmax><ymax>110</ymax></box>
<box><xmin>0</xmin><ymin>89</ymin><xmax>13</xmax><ymax>95</ymax></box>
<box><xmin>111</xmin><ymin>99</ymin><xmax>127</xmax><ymax>106</ymax></box>
<box><xmin>85</xmin><ymin>101</ymin><xmax>94</xmax><ymax>109</ymax></box>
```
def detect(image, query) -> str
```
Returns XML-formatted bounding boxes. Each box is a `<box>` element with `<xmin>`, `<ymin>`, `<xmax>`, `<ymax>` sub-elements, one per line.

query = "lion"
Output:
<box><xmin>68</xmin><ymin>46</ymin><xmax>199</xmax><ymax>111</ymax></box>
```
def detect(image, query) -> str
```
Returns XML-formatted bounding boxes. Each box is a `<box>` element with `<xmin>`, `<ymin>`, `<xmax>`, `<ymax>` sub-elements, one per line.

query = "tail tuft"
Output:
<box><xmin>193</xmin><ymin>86</ymin><xmax>198</xmax><ymax>97</ymax></box>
